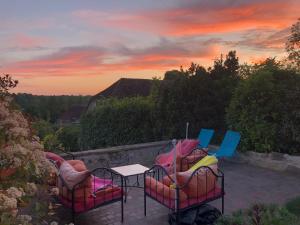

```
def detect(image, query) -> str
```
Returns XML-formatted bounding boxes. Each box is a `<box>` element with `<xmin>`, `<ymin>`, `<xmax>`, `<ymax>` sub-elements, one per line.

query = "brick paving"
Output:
<box><xmin>56</xmin><ymin>161</ymin><xmax>300</xmax><ymax>225</ymax></box>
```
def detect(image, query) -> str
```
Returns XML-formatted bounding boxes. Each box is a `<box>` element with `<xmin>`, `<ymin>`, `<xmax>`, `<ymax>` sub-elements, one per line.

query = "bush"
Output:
<box><xmin>216</xmin><ymin>204</ymin><xmax>300</xmax><ymax>225</ymax></box>
<box><xmin>57</xmin><ymin>125</ymin><xmax>81</xmax><ymax>151</ymax></box>
<box><xmin>154</xmin><ymin>73</ymin><xmax>236</xmax><ymax>141</ymax></box>
<box><xmin>286</xmin><ymin>196</ymin><xmax>300</xmax><ymax>217</ymax></box>
<box><xmin>32</xmin><ymin>120</ymin><xmax>55</xmax><ymax>139</ymax></box>
<box><xmin>80</xmin><ymin>97</ymin><xmax>156</xmax><ymax>149</ymax></box>
<box><xmin>227</xmin><ymin>64</ymin><xmax>300</xmax><ymax>154</ymax></box>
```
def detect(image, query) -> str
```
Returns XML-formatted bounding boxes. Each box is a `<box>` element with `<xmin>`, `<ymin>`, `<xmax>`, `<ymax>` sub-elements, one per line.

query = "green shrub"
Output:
<box><xmin>216</xmin><ymin>204</ymin><xmax>300</xmax><ymax>225</ymax></box>
<box><xmin>57</xmin><ymin>125</ymin><xmax>81</xmax><ymax>151</ymax></box>
<box><xmin>80</xmin><ymin>97</ymin><xmax>156</xmax><ymax>149</ymax></box>
<box><xmin>227</xmin><ymin>64</ymin><xmax>300</xmax><ymax>154</ymax></box>
<box><xmin>43</xmin><ymin>133</ymin><xmax>62</xmax><ymax>151</ymax></box>
<box><xmin>286</xmin><ymin>196</ymin><xmax>300</xmax><ymax>217</ymax></box>
<box><xmin>32</xmin><ymin>120</ymin><xmax>55</xmax><ymax>139</ymax></box>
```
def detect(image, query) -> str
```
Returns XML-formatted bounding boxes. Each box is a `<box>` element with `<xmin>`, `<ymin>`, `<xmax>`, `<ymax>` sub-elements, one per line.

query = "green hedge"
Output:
<box><xmin>227</xmin><ymin>65</ymin><xmax>300</xmax><ymax>154</ymax></box>
<box><xmin>80</xmin><ymin>97</ymin><xmax>156</xmax><ymax>149</ymax></box>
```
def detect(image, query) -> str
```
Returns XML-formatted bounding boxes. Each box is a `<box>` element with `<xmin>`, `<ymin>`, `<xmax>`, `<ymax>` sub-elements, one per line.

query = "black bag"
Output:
<box><xmin>168</xmin><ymin>204</ymin><xmax>221</xmax><ymax>225</ymax></box>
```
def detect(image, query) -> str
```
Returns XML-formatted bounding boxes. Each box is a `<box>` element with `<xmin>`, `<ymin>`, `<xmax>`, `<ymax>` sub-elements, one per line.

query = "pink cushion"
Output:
<box><xmin>45</xmin><ymin>152</ymin><xmax>65</xmax><ymax>167</ymax></box>
<box><xmin>155</xmin><ymin>140</ymin><xmax>199</xmax><ymax>173</ymax></box>
<box><xmin>59</xmin><ymin>161</ymin><xmax>90</xmax><ymax>190</ymax></box>
<box><xmin>179</xmin><ymin>139</ymin><xmax>199</xmax><ymax>156</ymax></box>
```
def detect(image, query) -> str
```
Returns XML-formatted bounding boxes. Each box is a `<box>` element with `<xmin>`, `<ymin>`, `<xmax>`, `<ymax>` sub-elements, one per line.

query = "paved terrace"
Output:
<box><xmin>55</xmin><ymin>142</ymin><xmax>300</xmax><ymax>225</ymax></box>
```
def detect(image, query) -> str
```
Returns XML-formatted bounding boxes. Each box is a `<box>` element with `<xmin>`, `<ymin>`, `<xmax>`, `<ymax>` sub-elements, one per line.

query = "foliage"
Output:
<box><xmin>286</xmin><ymin>196</ymin><xmax>300</xmax><ymax>217</ymax></box>
<box><xmin>226</xmin><ymin>59</ymin><xmax>300</xmax><ymax>154</ymax></box>
<box><xmin>80</xmin><ymin>51</ymin><xmax>240</xmax><ymax>149</ymax></box>
<box><xmin>43</xmin><ymin>133</ymin><xmax>62</xmax><ymax>152</ymax></box>
<box><xmin>216</xmin><ymin>203</ymin><xmax>300</xmax><ymax>225</ymax></box>
<box><xmin>286</xmin><ymin>18</ymin><xmax>300</xmax><ymax>69</ymax></box>
<box><xmin>14</xmin><ymin>93</ymin><xmax>90</xmax><ymax>123</ymax></box>
<box><xmin>32</xmin><ymin>120</ymin><xmax>55</xmax><ymax>140</ymax></box>
<box><xmin>0</xmin><ymin>74</ymin><xmax>18</xmax><ymax>96</ymax></box>
<box><xmin>56</xmin><ymin>125</ymin><xmax>81</xmax><ymax>152</ymax></box>
<box><xmin>0</xmin><ymin>96</ymin><xmax>56</xmax><ymax>224</ymax></box>
<box><xmin>81</xmin><ymin>97</ymin><xmax>155</xmax><ymax>149</ymax></box>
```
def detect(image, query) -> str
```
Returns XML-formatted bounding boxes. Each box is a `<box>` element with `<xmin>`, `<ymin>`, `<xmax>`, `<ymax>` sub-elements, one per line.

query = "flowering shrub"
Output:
<box><xmin>0</xmin><ymin>96</ymin><xmax>56</xmax><ymax>224</ymax></box>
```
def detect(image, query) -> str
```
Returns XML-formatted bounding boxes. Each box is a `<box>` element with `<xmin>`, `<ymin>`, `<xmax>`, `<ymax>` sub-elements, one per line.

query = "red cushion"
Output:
<box><xmin>146</xmin><ymin>186</ymin><xmax>222</xmax><ymax>209</ymax></box>
<box><xmin>59</xmin><ymin>188</ymin><xmax>122</xmax><ymax>213</ymax></box>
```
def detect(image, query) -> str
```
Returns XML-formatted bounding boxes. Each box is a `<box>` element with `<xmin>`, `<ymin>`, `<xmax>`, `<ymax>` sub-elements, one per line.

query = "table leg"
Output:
<box><xmin>124</xmin><ymin>177</ymin><xmax>127</xmax><ymax>203</ymax></box>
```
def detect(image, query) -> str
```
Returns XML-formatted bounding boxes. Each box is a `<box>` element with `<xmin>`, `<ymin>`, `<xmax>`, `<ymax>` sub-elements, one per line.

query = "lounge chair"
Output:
<box><xmin>197</xmin><ymin>128</ymin><xmax>214</xmax><ymax>149</ymax></box>
<box><xmin>180</xmin><ymin>130</ymin><xmax>240</xmax><ymax>170</ymax></box>
<box><xmin>208</xmin><ymin>130</ymin><xmax>241</xmax><ymax>158</ymax></box>
<box><xmin>144</xmin><ymin>164</ymin><xmax>224</xmax><ymax>224</ymax></box>
<box><xmin>46</xmin><ymin>152</ymin><xmax>124</xmax><ymax>223</ymax></box>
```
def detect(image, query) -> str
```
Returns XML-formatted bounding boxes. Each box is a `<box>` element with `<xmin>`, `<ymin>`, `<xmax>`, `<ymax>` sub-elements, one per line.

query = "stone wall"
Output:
<box><xmin>63</xmin><ymin>141</ymin><xmax>300</xmax><ymax>176</ymax></box>
<box><xmin>228</xmin><ymin>151</ymin><xmax>300</xmax><ymax>176</ymax></box>
<box><xmin>65</xmin><ymin>140</ymin><xmax>171</xmax><ymax>169</ymax></box>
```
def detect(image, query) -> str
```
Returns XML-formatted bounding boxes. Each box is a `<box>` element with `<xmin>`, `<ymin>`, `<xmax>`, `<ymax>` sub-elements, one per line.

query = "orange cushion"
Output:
<box><xmin>145</xmin><ymin>176</ymin><xmax>187</xmax><ymax>201</ymax></box>
<box><xmin>162</xmin><ymin>165</ymin><xmax>218</xmax><ymax>198</ymax></box>
<box><xmin>67</xmin><ymin>160</ymin><xmax>87</xmax><ymax>172</ymax></box>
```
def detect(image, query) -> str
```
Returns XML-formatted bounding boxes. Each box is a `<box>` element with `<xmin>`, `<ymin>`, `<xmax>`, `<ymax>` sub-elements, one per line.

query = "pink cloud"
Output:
<box><xmin>73</xmin><ymin>1</ymin><xmax>299</xmax><ymax>36</ymax></box>
<box><xmin>4</xmin><ymin>42</ymin><xmax>219</xmax><ymax>78</ymax></box>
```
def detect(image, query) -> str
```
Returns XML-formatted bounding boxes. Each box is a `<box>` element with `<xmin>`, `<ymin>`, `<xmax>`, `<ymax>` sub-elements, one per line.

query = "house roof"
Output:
<box><xmin>88</xmin><ymin>78</ymin><xmax>155</xmax><ymax>108</ymax></box>
<box><xmin>96</xmin><ymin>78</ymin><xmax>153</xmax><ymax>98</ymax></box>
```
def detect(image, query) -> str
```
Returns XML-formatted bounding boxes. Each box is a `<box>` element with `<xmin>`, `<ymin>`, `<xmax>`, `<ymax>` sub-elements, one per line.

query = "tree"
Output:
<box><xmin>286</xmin><ymin>18</ymin><xmax>300</xmax><ymax>68</ymax></box>
<box><xmin>0</xmin><ymin>74</ymin><xmax>18</xmax><ymax>95</ymax></box>
<box><xmin>164</xmin><ymin>70</ymin><xmax>185</xmax><ymax>80</ymax></box>
<box><xmin>224</xmin><ymin>50</ymin><xmax>239</xmax><ymax>78</ymax></box>
<box><xmin>209</xmin><ymin>51</ymin><xmax>239</xmax><ymax>79</ymax></box>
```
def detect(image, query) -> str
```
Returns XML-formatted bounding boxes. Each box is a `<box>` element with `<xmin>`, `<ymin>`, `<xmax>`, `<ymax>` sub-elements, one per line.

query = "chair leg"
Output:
<box><xmin>222</xmin><ymin>195</ymin><xmax>224</xmax><ymax>214</ymax></box>
<box><xmin>121</xmin><ymin>198</ymin><xmax>124</xmax><ymax>222</ymax></box>
<box><xmin>144</xmin><ymin>192</ymin><xmax>147</xmax><ymax>216</ymax></box>
<box><xmin>72</xmin><ymin>210</ymin><xmax>75</xmax><ymax>224</ymax></box>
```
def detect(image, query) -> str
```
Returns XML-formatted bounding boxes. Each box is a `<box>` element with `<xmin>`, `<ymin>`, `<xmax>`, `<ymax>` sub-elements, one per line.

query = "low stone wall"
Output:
<box><xmin>66</xmin><ymin>140</ymin><xmax>170</xmax><ymax>169</ymax></box>
<box><xmin>63</xmin><ymin>141</ymin><xmax>300</xmax><ymax>176</ymax></box>
<box><xmin>231</xmin><ymin>151</ymin><xmax>300</xmax><ymax>175</ymax></box>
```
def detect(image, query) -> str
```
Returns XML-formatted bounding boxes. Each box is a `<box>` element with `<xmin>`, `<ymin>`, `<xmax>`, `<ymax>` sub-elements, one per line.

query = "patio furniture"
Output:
<box><xmin>46</xmin><ymin>152</ymin><xmax>124</xmax><ymax>223</ymax></box>
<box><xmin>111</xmin><ymin>163</ymin><xmax>149</xmax><ymax>202</ymax></box>
<box><xmin>197</xmin><ymin>128</ymin><xmax>215</xmax><ymax>149</ymax></box>
<box><xmin>208</xmin><ymin>130</ymin><xmax>241</xmax><ymax>158</ymax></box>
<box><xmin>144</xmin><ymin>164</ymin><xmax>224</xmax><ymax>224</ymax></box>
<box><xmin>155</xmin><ymin>139</ymin><xmax>199</xmax><ymax>173</ymax></box>
<box><xmin>180</xmin><ymin>130</ymin><xmax>241</xmax><ymax>170</ymax></box>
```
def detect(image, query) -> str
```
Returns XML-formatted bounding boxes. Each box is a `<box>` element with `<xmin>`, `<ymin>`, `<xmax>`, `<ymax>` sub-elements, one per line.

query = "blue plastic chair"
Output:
<box><xmin>198</xmin><ymin>128</ymin><xmax>215</xmax><ymax>148</ymax></box>
<box><xmin>209</xmin><ymin>130</ymin><xmax>241</xmax><ymax>158</ymax></box>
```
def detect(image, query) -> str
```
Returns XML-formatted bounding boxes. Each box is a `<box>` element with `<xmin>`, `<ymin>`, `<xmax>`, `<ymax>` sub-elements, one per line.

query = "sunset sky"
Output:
<box><xmin>1</xmin><ymin>0</ymin><xmax>299</xmax><ymax>95</ymax></box>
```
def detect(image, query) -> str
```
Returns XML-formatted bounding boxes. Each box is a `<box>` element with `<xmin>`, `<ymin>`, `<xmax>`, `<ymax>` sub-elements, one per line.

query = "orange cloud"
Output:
<box><xmin>74</xmin><ymin>1</ymin><xmax>299</xmax><ymax>36</ymax></box>
<box><xmin>4</xmin><ymin>39</ymin><xmax>219</xmax><ymax>78</ymax></box>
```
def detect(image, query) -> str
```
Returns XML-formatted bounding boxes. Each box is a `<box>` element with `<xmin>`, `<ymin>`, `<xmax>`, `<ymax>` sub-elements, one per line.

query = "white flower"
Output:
<box><xmin>0</xmin><ymin>193</ymin><xmax>17</xmax><ymax>211</ymax></box>
<box><xmin>17</xmin><ymin>214</ymin><xmax>32</xmax><ymax>223</ymax></box>
<box><xmin>50</xmin><ymin>221</ymin><xmax>58</xmax><ymax>225</ymax></box>
<box><xmin>6</xmin><ymin>187</ymin><xmax>25</xmax><ymax>199</ymax></box>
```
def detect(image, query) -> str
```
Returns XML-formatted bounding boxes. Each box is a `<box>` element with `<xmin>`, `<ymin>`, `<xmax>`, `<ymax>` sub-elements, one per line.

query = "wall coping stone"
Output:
<box><xmin>236</xmin><ymin>151</ymin><xmax>300</xmax><ymax>174</ymax></box>
<box><xmin>69</xmin><ymin>140</ymin><xmax>170</xmax><ymax>157</ymax></box>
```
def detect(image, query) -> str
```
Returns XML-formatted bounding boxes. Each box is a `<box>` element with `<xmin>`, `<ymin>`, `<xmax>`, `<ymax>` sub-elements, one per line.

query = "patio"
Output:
<box><xmin>55</xmin><ymin>160</ymin><xmax>300</xmax><ymax>225</ymax></box>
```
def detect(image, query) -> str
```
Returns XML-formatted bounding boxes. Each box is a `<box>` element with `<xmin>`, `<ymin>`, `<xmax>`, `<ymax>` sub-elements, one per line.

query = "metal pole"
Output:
<box><xmin>185</xmin><ymin>122</ymin><xmax>189</xmax><ymax>139</ymax></box>
<box><xmin>172</xmin><ymin>139</ymin><xmax>178</xmax><ymax>213</ymax></box>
